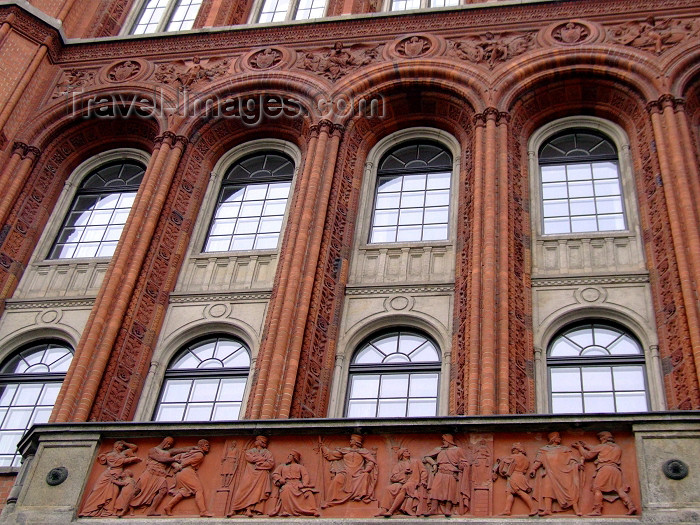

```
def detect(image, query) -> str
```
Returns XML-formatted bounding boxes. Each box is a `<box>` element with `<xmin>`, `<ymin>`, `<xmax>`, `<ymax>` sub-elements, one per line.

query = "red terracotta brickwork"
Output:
<box><xmin>0</xmin><ymin>473</ymin><xmax>16</xmax><ymax>513</ymax></box>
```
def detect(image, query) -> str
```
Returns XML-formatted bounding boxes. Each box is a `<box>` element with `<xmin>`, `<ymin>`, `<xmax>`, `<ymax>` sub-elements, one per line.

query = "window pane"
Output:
<box><xmin>613</xmin><ymin>366</ymin><xmax>645</xmax><ymax>390</ymax></box>
<box><xmin>212</xmin><ymin>402</ymin><xmax>241</xmax><ymax>421</ymax></box>
<box><xmin>349</xmin><ymin>375</ymin><xmax>380</xmax><ymax>398</ymax></box>
<box><xmin>543</xmin><ymin>217</ymin><xmax>570</xmax><ymax>234</ymax></box>
<box><xmin>218</xmin><ymin>378</ymin><xmax>246</xmax><ymax>401</ymax></box>
<box><xmin>550</xmin><ymin>368</ymin><xmax>581</xmax><ymax>392</ymax></box>
<box><xmin>409</xmin><ymin>373</ymin><xmax>438</xmax><ymax>397</ymax></box>
<box><xmin>542</xmin><ymin>182</ymin><xmax>568</xmax><ymax>200</ymax></box>
<box><xmin>583</xmin><ymin>392</ymin><xmax>615</xmax><ymax>413</ymax></box>
<box><xmin>380</xmin><ymin>374</ymin><xmax>409</xmax><ymax>397</ymax></box>
<box><xmin>541</xmin><ymin>166</ymin><xmax>566</xmax><ymax>183</ymax></box>
<box><xmin>347</xmin><ymin>399</ymin><xmax>377</xmax><ymax>417</ymax></box>
<box><xmin>378</xmin><ymin>399</ymin><xmax>407</xmax><ymax>417</ymax></box>
<box><xmin>161</xmin><ymin>379</ymin><xmax>191</xmax><ymax>402</ymax></box>
<box><xmin>407</xmin><ymin>399</ymin><xmax>437</xmax><ymax>416</ymax></box>
<box><xmin>614</xmin><ymin>392</ymin><xmax>648</xmax><ymax>412</ymax></box>
<box><xmin>582</xmin><ymin>367</ymin><xmax>612</xmax><ymax>392</ymax></box>
<box><xmin>184</xmin><ymin>403</ymin><xmax>213</xmax><ymax>421</ymax></box>
<box><xmin>551</xmin><ymin>392</ymin><xmax>582</xmax><ymax>413</ymax></box>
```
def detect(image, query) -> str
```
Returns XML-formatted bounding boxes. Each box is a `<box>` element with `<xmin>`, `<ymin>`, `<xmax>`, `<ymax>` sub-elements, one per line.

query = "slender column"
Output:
<box><xmin>258</xmin><ymin>121</ymin><xmax>332</xmax><ymax>419</ymax></box>
<box><xmin>73</xmin><ymin>136</ymin><xmax>187</xmax><ymax>422</ymax></box>
<box><xmin>0</xmin><ymin>44</ymin><xmax>48</xmax><ymax>133</ymax></box>
<box><xmin>0</xmin><ymin>14</ymin><xmax>16</xmax><ymax>51</ymax></box>
<box><xmin>53</xmin><ymin>135</ymin><xmax>173</xmax><ymax>422</ymax></box>
<box><xmin>672</xmin><ymin>100</ymin><xmax>700</xmax><ymax>239</ymax></box>
<box><xmin>479</xmin><ymin>108</ymin><xmax>499</xmax><ymax>415</ymax></box>
<box><xmin>649</xmin><ymin>100</ymin><xmax>700</xmax><ymax>389</ymax></box>
<box><xmin>248</xmin><ymin>126</ymin><xmax>320</xmax><ymax>419</ymax></box>
<box><xmin>466</xmin><ymin>115</ymin><xmax>485</xmax><ymax>415</ymax></box>
<box><xmin>277</xmin><ymin>123</ymin><xmax>344</xmax><ymax>418</ymax></box>
<box><xmin>0</xmin><ymin>143</ymin><xmax>39</xmax><ymax>228</ymax></box>
<box><xmin>496</xmin><ymin>113</ymin><xmax>511</xmax><ymax>414</ymax></box>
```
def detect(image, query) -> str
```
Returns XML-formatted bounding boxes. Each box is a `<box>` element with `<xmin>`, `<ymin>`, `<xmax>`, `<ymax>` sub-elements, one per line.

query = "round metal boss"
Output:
<box><xmin>662</xmin><ymin>459</ymin><xmax>689</xmax><ymax>480</ymax></box>
<box><xmin>46</xmin><ymin>466</ymin><xmax>69</xmax><ymax>486</ymax></box>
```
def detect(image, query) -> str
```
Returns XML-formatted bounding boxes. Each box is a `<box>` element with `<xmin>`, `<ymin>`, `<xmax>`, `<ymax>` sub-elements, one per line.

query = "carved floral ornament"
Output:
<box><xmin>79</xmin><ymin>430</ymin><xmax>640</xmax><ymax>518</ymax></box>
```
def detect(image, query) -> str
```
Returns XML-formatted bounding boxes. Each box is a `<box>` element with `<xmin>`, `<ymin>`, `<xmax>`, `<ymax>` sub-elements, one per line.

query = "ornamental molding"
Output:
<box><xmin>531</xmin><ymin>275</ymin><xmax>650</xmax><ymax>287</ymax></box>
<box><xmin>4</xmin><ymin>298</ymin><xmax>96</xmax><ymax>310</ymax></box>
<box><xmin>153</xmin><ymin>56</ymin><xmax>232</xmax><ymax>88</ymax></box>
<box><xmin>447</xmin><ymin>31</ymin><xmax>536</xmax><ymax>69</ymax></box>
<box><xmin>295</xmin><ymin>41</ymin><xmax>381</xmax><ymax>82</ymax></box>
<box><xmin>345</xmin><ymin>284</ymin><xmax>454</xmax><ymax>295</ymax></box>
<box><xmin>169</xmin><ymin>292</ymin><xmax>272</xmax><ymax>303</ymax></box>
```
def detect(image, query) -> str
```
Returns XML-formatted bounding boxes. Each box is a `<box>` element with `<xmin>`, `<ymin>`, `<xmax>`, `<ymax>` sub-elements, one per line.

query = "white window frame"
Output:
<box><xmin>250</xmin><ymin>0</ymin><xmax>328</xmax><ymax>23</ymax></box>
<box><xmin>383</xmin><ymin>0</ymin><xmax>461</xmax><ymax>11</ymax></box>
<box><xmin>125</xmin><ymin>0</ymin><xmax>203</xmax><ymax>35</ymax></box>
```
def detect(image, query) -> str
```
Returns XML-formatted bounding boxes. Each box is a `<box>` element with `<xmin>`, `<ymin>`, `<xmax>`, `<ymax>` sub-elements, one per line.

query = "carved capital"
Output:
<box><xmin>157</xmin><ymin>131</ymin><xmax>178</xmax><ymax>146</ymax></box>
<box><xmin>24</xmin><ymin>146</ymin><xmax>41</xmax><ymax>160</ymax></box>
<box><xmin>173</xmin><ymin>135</ymin><xmax>189</xmax><ymax>150</ymax></box>
<box><xmin>331</xmin><ymin>123</ymin><xmax>345</xmax><ymax>137</ymax></box>
<box><xmin>473</xmin><ymin>113</ymin><xmax>486</xmax><ymax>128</ymax></box>
<box><xmin>11</xmin><ymin>142</ymin><xmax>28</xmax><ymax>156</ymax></box>
<box><xmin>483</xmin><ymin>107</ymin><xmax>500</xmax><ymax>122</ymax></box>
<box><xmin>646</xmin><ymin>100</ymin><xmax>662</xmax><ymax>114</ymax></box>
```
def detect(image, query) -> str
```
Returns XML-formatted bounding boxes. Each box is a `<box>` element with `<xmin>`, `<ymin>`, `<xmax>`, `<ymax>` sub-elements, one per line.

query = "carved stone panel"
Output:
<box><xmin>78</xmin><ymin>430</ymin><xmax>641</xmax><ymax>519</ymax></box>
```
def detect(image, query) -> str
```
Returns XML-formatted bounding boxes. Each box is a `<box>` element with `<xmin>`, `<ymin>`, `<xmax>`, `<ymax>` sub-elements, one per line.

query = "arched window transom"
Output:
<box><xmin>548</xmin><ymin>322</ymin><xmax>648</xmax><ymax>414</ymax></box>
<box><xmin>154</xmin><ymin>336</ymin><xmax>251</xmax><ymax>422</ymax></box>
<box><xmin>0</xmin><ymin>341</ymin><xmax>73</xmax><ymax>466</ymax></box>
<box><xmin>346</xmin><ymin>330</ymin><xmax>440</xmax><ymax>418</ymax></box>
<box><xmin>370</xmin><ymin>142</ymin><xmax>452</xmax><ymax>243</ymax></box>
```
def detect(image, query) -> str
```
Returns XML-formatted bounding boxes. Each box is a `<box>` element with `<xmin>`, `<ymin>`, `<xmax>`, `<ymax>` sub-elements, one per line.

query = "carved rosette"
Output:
<box><xmin>241</xmin><ymin>47</ymin><xmax>291</xmax><ymax>72</ymax></box>
<box><xmin>102</xmin><ymin>59</ymin><xmax>149</xmax><ymax>83</ymax></box>
<box><xmin>386</xmin><ymin>33</ymin><xmax>444</xmax><ymax>60</ymax></box>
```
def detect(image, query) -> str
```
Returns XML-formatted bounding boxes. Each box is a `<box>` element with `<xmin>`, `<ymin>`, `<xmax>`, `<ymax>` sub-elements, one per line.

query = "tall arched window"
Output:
<box><xmin>370</xmin><ymin>141</ymin><xmax>452</xmax><ymax>243</ymax></box>
<box><xmin>548</xmin><ymin>322</ymin><xmax>649</xmax><ymax>414</ymax></box>
<box><xmin>203</xmin><ymin>152</ymin><xmax>294</xmax><ymax>252</ymax></box>
<box><xmin>0</xmin><ymin>341</ymin><xmax>73</xmax><ymax>466</ymax></box>
<box><xmin>49</xmin><ymin>161</ymin><xmax>145</xmax><ymax>259</ymax></box>
<box><xmin>154</xmin><ymin>336</ymin><xmax>251</xmax><ymax>422</ymax></box>
<box><xmin>345</xmin><ymin>330</ymin><xmax>441</xmax><ymax>418</ymax></box>
<box><xmin>539</xmin><ymin>130</ymin><xmax>625</xmax><ymax>234</ymax></box>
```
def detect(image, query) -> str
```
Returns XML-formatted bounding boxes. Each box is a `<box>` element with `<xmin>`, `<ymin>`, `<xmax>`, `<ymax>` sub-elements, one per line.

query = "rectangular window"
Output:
<box><xmin>131</xmin><ymin>0</ymin><xmax>202</xmax><ymax>35</ymax></box>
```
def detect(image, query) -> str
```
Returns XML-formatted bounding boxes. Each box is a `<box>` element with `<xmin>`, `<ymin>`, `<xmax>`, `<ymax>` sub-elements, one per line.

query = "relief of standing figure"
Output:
<box><xmin>492</xmin><ymin>443</ymin><xmax>537</xmax><ymax>516</ymax></box>
<box><xmin>422</xmin><ymin>434</ymin><xmax>470</xmax><ymax>517</ymax></box>
<box><xmin>228</xmin><ymin>435</ymin><xmax>275</xmax><ymax>517</ymax></box>
<box><xmin>162</xmin><ymin>439</ymin><xmax>213</xmax><ymax>517</ymax></box>
<box><xmin>573</xmin><ymin>431</ymin><xmax>637</xmax><ymax>515</ymax></box>
<box><xmin>528</xmin><ymin>431</ymin><xmax>582</xmax><ymax>516</ymax></box>
<box><xmin>376</xmin><ymin>447</ymin><xmax>428</xmax><ymax>517</ymax></box>
<box><xmin>129</xmin><ymin>436</ymin><xmax>181</xmax><ymax>515</ymax></box>
<box><xmin>271</xmin><ymin>450</ymin><xmax>320</xmax><ymax>517</ymax></box>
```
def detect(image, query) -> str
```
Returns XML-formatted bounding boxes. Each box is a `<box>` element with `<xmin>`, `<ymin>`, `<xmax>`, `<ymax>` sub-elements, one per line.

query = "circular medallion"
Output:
<box><xmin>662</xmin><ymin>459</ymin><xmax>689</xmax><ymax>480</ymax></box>
<box><xmin>46</xmin><ymin>466</ymin><xmax>69</xmax><ymax>486</ymax></box>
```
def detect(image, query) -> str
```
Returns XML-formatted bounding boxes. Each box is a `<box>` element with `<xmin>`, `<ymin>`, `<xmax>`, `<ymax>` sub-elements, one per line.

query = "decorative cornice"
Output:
<box><xmin>344</xmin><ymin>284</ymin><xmax>454</xmax><ymax>295</ymax></box>
<box><xmin>4</xmin><ymin>298</ymin><xmax>96</xmax><ymax>310</ymax></box>
<box><xmin>531</xmin><ymin>274</ymin><xmax>650</xmax><ymax>287</ymax></box>
<box><xmin>169</xmin><ymin>291</ymin><xmax>272</xmax><ymax>303</ymax></box>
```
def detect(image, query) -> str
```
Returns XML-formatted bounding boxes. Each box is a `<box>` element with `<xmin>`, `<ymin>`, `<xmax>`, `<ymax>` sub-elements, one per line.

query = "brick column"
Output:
<box><xmin>248</xmin><ymin>124</ymin><xmax>321</xmax><ymax>419</ymax></box>
<box><xmin>496</xmin><ymin>112</ymin><xmax>510</xmax><ymax>414</ymax></box>
<box><xmin>53</xmin><ymin>133</ymin><xmax>187</xmax><ymax>422</ymax></box>
<box><xmin>466</xmin><ymin>113</ymin><xmax>485</xmax><ymax>415</ymax></box>
<box><xmin>648</xmin><ymin>97</ymin><xmax>700</xmax><ymax>388</ymax></box>
<box><xmin>0</xmin><ymin>143</ymin><xmax>40</xmax><ymax>229</ymax></box>
<box><xmin>0</xmin><ymin>43</ymin><xmax>48</xmax><ymax>134</ymax></box>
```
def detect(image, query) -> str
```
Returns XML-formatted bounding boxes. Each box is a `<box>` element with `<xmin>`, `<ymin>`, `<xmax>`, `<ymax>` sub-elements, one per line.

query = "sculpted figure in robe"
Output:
<box><xmin>376</xmin><ymin>447</ymin><xmax>428</xmax><ymax>517</ymax></box>
<box><xmin>528</xmin><ymin>431</ymin><xmax>582</xmax><ymax>516</ymax></box>
<box><xmin>423</xmin><ymin>434</ymin><xmax>470</xmax><ymax>516</ymax></box>
<box><xmin>573</xmin><ymin>431</ymin><xmax>637</xmax><ymax>515</ymax></box>
<box><xmin>271</xmin><ymin>450</ymin><xmax>319</xmax><ymax>517</ymax></box>
<box><xmin>228</xmin><ymin>435</ymin><xmax>275</xmax><ymax>517</ymax></box>
<box><xmin>320</xmin><ymin>433</ymin><xmax>377</xmax><ymax>507</ymax></box>
<box><xmin>492</xmin><ymin>442</ymin><xmax>537</xmax><ymax>516</ymax></box>
<box><xmin>129</xmin><ymin>436</ymin><xmax>182</xmax><ymax>515</ymax></box>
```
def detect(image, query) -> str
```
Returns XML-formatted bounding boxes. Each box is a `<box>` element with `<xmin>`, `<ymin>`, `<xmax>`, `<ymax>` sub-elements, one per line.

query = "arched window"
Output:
<box><xmin>345</xmin><ymin>330</ymin><xmax>441</xmax><ymax>417</ymax></box>
<box><xmin>0</xmin><ymin>341</ymin><xmax>73</xmax><ymax>466</ymax></box>
<box><xmin>154</xmin><ymin>336</ymin><xmax>251</xmax><ymax>422</ymax></box>
<box><xmin>255</xmin><ymin>0</ymin><xmax>326</xmax><ymax>22</ymax></box>
<box><xmin>49</xmin><ymin>161</ymin><xmax>145</xmax><ymax>259</ymax></box>
<box><xmin>370</xmin><ymin>141</ymin><xmax>452</xmax><ymax>243</ymax></box>
<box><xmin>539</xmin><ymin>130</ymin><xmax>625</xmax><ymax>234</ymax></box>
<box><xmin>130</xmin><ymin>0</ymin><xmax>202</xmax><ymax>34</ymax></box>
<box><xmin>548</xmin><ymin>322</ymin><xmax>649</xmax><ymax>414</ymax></box>
<box><xmin>203</xmin><ymin>152</ymin><xmax>294</xmax><ymax>252</ymax></box>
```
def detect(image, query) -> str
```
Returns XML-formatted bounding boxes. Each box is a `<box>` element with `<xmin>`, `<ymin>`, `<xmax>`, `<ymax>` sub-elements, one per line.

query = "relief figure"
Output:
<box><xmin>573</xmin><ymin>431</ymin><xmax>637</xmax><ymax>515</ymax></box>
<box><xmin>163</xmin><ymin>439</ymin><xmax>213</xmax><ymax>517</ymax></box>
<box><xmin>492</xmin><ymin>442</ymin><xmax>537</xmax><ymax>516</ymax></box>
<box><xmin>319</xmin><ymin>434</ymin><xmax>377</xmax><ymax>507</ymax></box>
<box><xmin>81</xmin><ymin>440</ymin><xmax>141</xmax><ymax>517</ymax></box>
<box><xmin>422</xmin><ymin>434</ymin><xmax>470</xmax><ymax>516</ymax></box>
<box><xmin>528</xmin><ymin>431</ymin><xmax>582</xmax><ymax>516</ymax></box>
<box><xmin>271</xmin><ymin>450</ymin><xmax>320</xmax><ymax>517</ymax></box>
<box><xmin>376</xmin><ymin>447</ymin><xmax>428</xmax><ymax>517</ymax></box>
<box><xmin>228</xmin><ymin>435</ymin><xmax>275</xmax><ymax>517</ymax></box>
<box><xmin>129</xmin><ymin>436</ymin><xmax>181</xmax><ymax>515</ymax></box>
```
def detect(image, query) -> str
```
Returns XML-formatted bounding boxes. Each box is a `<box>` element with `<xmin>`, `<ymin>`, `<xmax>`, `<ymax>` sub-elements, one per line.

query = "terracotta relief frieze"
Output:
<box><xmin>78</xmin><ymin>430</ymin><xmax>640</xmax><ymax>519</ymax></box>
<box><xmin>295</xmin><ymin>42</ymin><xmax>381</xmax><ymax>82</ymax></box>
<box><xmin>607</xmin><ymin>16</ymin><xmax>700</xmax><ymax>54</ymax></box>
<box><xmin>154</xmin><ymin>56</ymin><xmax>232</xmax><ymax>88</ymax></box>
<box><xmin>51</xmin><ymin>68</ymin><xmax>97</xmax><ymax>99</ymax></box>
<box><xmin>447</xmin><ymin>32</ymin><xmax>536</xmax><ymax>69</ymax></box>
